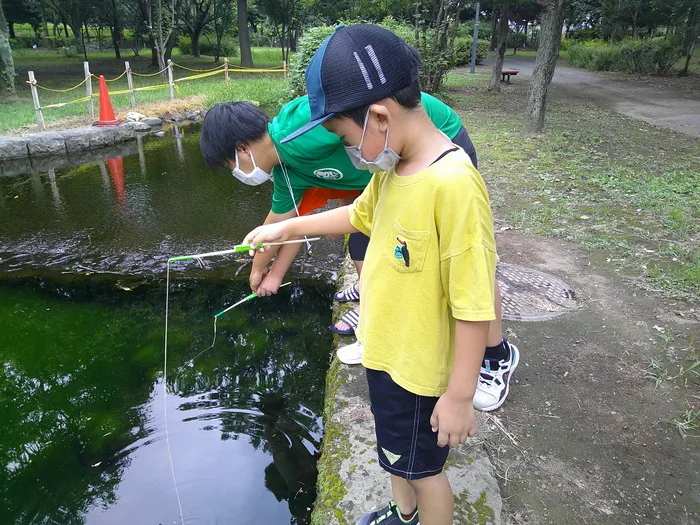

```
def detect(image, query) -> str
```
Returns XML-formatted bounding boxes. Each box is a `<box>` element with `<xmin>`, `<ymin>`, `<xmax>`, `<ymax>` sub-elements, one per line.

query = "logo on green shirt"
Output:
<box><xmin>313</xmin><ymin>168</ymin><xmax>344</xmax><ymax>180</ymax></box>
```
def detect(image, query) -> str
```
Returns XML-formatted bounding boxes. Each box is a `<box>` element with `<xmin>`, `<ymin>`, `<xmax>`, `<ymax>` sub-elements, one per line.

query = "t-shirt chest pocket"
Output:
<box><xmin>382</xmin><ymin>219</ymin><xmax>432</xmax><ymax>273</ymax></box>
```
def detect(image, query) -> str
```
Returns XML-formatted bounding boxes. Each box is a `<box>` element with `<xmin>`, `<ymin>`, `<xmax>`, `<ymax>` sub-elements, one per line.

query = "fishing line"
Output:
<box><xmin>163</xmin><ymin>261</ymin><xmax>185</xmax><ymax>525</ymax></box>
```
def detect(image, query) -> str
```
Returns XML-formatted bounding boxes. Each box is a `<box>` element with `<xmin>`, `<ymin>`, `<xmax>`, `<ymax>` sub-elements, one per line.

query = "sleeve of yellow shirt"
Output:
<box><xmin>435</xmin><ymin>167</ymin><xmax>497</xmax><ymax>322</ymax></box>
<box><xmin>348</xmin><ymin>172</ymin><xmax>381</xmax><ymax>236</ymax></box>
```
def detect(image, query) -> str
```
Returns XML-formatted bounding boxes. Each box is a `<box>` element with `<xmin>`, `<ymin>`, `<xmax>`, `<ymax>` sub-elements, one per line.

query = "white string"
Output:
<box><xmin>164</xmin><ymin>262</ymin><xmax>185</xmax><ymax>524</ymax></box>
<box><xmin>273</xmin><ymin>146</ymin><xmax>312</xmax><ymax>252</ymax></box>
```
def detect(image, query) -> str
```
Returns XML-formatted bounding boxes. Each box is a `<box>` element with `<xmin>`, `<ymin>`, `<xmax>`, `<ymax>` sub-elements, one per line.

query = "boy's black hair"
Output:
<box><xmin>200</xmin><ymin>102</ymin><xmax>271</xmax><ymax>170</ymax></box>
<box><xmin>334</xmin><ymin>45</ymin><xmax>422</xmax><ymax>128</ymax></box>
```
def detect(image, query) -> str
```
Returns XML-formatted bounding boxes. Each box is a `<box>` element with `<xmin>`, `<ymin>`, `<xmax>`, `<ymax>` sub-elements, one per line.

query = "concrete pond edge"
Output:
<box><xmin>314</xmin><ymin>256</ymin><xmax>503</xmax><ymax>525</ymax></box>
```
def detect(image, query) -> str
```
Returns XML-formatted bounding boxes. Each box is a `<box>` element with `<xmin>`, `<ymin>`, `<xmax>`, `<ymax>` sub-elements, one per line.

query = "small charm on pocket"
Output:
<box><xmin>394</xmin><ymin>237</ymin><xmax>410</xmax><ymax>267</ymax></box>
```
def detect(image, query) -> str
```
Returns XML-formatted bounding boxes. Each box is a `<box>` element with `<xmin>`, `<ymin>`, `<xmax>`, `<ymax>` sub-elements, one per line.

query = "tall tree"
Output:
<box><xmin>237</xmin><ymin>0</ymin><xmax>253</xmax><ymax>67</ymax></box>
<box><xmin>489</xmin><ymin>3</ymin><xmax>510</xmax><ymax>91</ymax></box>
<box><xmin>180</xmin><ymin>0</ymin><xmax>213</xmax><ymax>57</ymax></box>
<box><xmin>110</xmin><ymin>0</ymin><xmax>121</xmax><ymax>59</ymax></box>
<box><xmin>46</xmin><ymin>0</ymin><xmax>94</xmax><ymax>56</ymax></box>
<box><xmin>525</xmin><ymin>0</ymin><xmax>567</xmax><ymax>132</ymax></box>
<box><xmin>0</xmin><ymin>0</ymin><xmax>17</xmax><ymax>99</ymax></box>
<box><xmin>211</xmin><ymin>0</ymin><xmax>234</xmax><ymax>62</ymax></box>
<box><xmin>148</xmin><ymin>0</ymin><xmax>177</xmax><ymax>70</ymax></box>
<box><xmin>679</xmin><ymin>1</ymin><xmax>698</xmax><ymax>76</ymax></box>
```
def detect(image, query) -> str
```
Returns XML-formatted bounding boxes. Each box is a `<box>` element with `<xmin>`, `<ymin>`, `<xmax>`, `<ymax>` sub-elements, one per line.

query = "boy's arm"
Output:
<box><xmin>244</xmin><ymin>206</ymin><xmax>358</xmax><ymax>252</ymax></box>
<box><xmin>250</xmin><ymin>209</ymin><xmax>297</xmax><ymax>292</ymax></box>
<box><xmin>430</xmin><ymin>320</ymin><xmax>488</xmax><ymax>447</ymax></box>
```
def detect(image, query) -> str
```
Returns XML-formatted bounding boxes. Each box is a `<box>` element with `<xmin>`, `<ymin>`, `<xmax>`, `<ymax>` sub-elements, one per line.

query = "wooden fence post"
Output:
<box><xmin>224</xmin><ymin>57</ymin><xmax>229</xmax><ymax>81</ymax></box>
<box><xmin>125</xmin><ymin>61</ymin><xmax>136</xmax><ymax>108</ymax></box>
<box><xmin>84</xmin><ymin>61</ymin><xmax>94</xmax><ymax>118</ymax></box>
<box><xmin>27</xmin><ymin>71</ymin><xmax>45</xmax><ymax>130</ymax></box>
<box><xmin>167</xmin><ymin>59</ymin><xmax>175</xmax><ymax>101</ymax></box>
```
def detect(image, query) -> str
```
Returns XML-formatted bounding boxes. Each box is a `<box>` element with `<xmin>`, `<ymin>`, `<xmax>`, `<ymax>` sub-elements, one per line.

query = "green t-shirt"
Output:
<box><xmin>268</xmin><ymin>93</ymin><xmax>463</xmax><ymax>214</ymax></box>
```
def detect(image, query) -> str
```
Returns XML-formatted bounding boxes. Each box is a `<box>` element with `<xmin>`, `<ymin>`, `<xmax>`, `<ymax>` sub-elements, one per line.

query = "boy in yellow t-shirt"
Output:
<box><xmin>244</xmin><ymin>24</ymin><xmax>499</xmax><ymax>525</ymax></box>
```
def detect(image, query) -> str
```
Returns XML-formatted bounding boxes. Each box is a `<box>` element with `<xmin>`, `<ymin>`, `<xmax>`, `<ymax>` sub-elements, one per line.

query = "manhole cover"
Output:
<box><xmin>497</xmin><ymin>263</ymin><xmax>577</xmax><ymax>321</ymax></box>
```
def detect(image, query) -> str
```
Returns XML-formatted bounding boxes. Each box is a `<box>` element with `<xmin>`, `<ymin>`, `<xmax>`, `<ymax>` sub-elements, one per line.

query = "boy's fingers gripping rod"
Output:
<box><xmin>215</xmin><ymin>282</ymin><xmax>292</xmax><ymax>317</ymax></box>
<box><xmin>168</xmin><ymin>238</ymin><xmax>321</xmax><ymax>263</ymax></box>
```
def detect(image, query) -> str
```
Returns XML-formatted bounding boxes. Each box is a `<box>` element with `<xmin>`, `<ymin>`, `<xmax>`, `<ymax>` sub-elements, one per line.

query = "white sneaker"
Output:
<box><xmin>337</xmin><ymin>341</ymin><xmax>363</xmax><ymax>365</ymax></box>
<box><xmin>473</xmin><ymin>342</ymin><xmax>520</xmax><ymax>412</ymax></box>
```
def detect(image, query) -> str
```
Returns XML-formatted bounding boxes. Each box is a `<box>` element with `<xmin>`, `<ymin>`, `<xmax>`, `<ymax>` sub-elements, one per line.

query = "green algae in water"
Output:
<box><xmin>0</xmin><ymin>276</ymin><xmax>333</xmax><ymax>524</ymax></box>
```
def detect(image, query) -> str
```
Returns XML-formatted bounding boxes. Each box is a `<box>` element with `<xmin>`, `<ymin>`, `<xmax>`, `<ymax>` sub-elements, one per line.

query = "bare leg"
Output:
<box><xmin>391</xmin><ymin>475</ymin><xmax>417</xmax><ymax>515</ymax></box>
<box><xmin>487</xmin><ymin>280</ymin><xmax>503</xmax><ymax>347</ymax></box>
<box><xmin>407</xmin><ymin>471</ymin><xmax>454</xmax><ymax>525</ymax></box>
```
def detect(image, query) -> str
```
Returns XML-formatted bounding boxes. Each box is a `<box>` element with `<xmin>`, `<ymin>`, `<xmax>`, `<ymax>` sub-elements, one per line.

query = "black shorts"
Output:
<box><xmin>348</xmin><ymin>126</ymin><xmax>477</xmax><ymax>262</ymax></box>
<box><xmin>366</xmin><ymin>369</ymin><xmax>449</xmax><ymax>480</ymax></box>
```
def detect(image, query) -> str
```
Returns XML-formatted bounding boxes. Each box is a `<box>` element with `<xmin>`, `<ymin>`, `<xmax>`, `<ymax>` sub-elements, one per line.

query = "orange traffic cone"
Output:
<box><xmin>94</xmin><ymin>75</ymin><xmax>121</xmax><ymax>127</ymax></box>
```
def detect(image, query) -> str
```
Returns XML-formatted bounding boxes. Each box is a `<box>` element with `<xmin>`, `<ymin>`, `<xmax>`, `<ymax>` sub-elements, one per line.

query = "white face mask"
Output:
<box><xmin>344</xmin><ymin>110</ymin><xmax>401</xmax><ymax>173</ymax></box>
<box><xmin>232</xmin><ymin>148</ymin><xmax>272</xmax><ymax>186</ymax></box>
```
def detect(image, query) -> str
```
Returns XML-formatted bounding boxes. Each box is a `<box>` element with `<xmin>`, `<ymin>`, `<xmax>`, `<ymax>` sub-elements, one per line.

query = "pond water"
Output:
<box><xmin>0</xmin><ymin>125</ymin><xmax>340</xmax><ymax>524</ymax></box>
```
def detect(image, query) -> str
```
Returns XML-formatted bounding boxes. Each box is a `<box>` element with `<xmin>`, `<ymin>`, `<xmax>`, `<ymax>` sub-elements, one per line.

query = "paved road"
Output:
<box><xmin>474</xmin><ymin>56</ymin><xmax>700</xmax><ymax>138</ymax></box>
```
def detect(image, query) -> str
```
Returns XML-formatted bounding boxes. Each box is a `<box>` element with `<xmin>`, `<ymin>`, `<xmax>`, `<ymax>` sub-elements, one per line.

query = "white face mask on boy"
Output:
<box><xmin>344</xmin><ymin>110</ymin><xmax>401</xmax><ymax>173</ymax></box>
<box><xmin>231</xmin><ymin>148</ymin><xmax>272</xmax><ymax>186</ymax></box>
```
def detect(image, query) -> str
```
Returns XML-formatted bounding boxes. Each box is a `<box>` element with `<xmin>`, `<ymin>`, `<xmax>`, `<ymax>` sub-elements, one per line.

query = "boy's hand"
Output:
<box><xmin>430</xmin><ymin>392</ymin><xmax>476</xmax><ymax>448</ymax></box>
<box><xmin>243</xmin><ymin>223</ymin><xmax>290</xmax><ymax>256</ymax></box>
<box><xmin>256</xmin><ymin>271</ymin><xmax>284</xmax><ymax>297</ymax></box>
<box><xmin>249</xmin><ymin>266</ymin><xmax>268</xmax><ymax>293</ymax></box>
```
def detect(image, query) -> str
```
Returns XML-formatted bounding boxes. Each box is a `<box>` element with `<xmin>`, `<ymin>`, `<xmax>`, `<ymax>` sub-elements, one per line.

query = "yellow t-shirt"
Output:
<box><xmin>348</xmin><ymin>150</ymin><xmax>497</xmax><ymax>398</ymax></box>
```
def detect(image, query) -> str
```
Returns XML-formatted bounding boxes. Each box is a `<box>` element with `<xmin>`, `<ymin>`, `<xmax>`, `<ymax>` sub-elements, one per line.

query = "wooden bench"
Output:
<box><xmin>501</xmin><ymin>68</ymin><xmax>520</xmax><ymax>83</ymax></box>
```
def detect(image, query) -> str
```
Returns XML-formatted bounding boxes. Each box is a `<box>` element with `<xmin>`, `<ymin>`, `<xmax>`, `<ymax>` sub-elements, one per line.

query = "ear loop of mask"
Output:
<box><xmin>273</xmin><ymin>146</ymin><xmax>313</xmax><ymax>253</ymax></box>
<box><xmin>358</xmin><ymin>109</ymin><xmax>391</xmax><ymax>159</ymax></box>
<box><xmin>235</xmin><ymin>147</ymin><xmax>257</xmax><ymax>173</ymax></box>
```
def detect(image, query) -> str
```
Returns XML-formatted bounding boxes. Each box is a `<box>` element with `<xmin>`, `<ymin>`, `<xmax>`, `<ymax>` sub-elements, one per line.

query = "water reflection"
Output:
<box><xmin>0</xmin><ymin>125</ymin><xmax>343</xmax><ymax>277</ymax></box>
<box><xmin>0</xmin><ymin>276</ymin><xmax>332</xmax><ymax>524</ymax></box>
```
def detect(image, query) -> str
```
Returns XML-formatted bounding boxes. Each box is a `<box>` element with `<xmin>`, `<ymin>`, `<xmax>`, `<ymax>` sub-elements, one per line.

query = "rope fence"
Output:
<box><xmin>26</xmin><ymin>57</ymin><xmax>287</xmax><ymax>130</ymax></box>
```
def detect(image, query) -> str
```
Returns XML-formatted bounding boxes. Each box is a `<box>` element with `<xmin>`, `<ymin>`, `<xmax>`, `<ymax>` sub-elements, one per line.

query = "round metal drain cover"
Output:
<box><xmin>497</xmin><ymin>263</ymin><xmax>577</xmax><ymax>321</ymax></box>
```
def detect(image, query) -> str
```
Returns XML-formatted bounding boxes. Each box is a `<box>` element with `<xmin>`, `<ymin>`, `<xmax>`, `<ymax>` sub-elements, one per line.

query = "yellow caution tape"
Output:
<box><xmin>41</xmin><ymin>95</ymin><xmax>93</xmax><ymax>109</ymax></box>
<box><xmin>174</xmin><ymin>69</ymin><xmax>226</xmax><ymax>82</ymax></box>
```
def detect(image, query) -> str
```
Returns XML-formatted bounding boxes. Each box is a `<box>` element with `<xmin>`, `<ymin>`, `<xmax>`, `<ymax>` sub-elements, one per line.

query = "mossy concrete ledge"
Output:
<box><xmin>313</xmin><ymin>257</ymin><xmax>503</xmax><ymax>525</ymax></box>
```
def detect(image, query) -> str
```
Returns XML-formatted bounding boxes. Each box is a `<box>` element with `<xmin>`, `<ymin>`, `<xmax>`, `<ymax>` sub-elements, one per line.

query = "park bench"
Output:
<box><xmin>501</xmin><ymin>68</ymin><xmax>520</xmax><ymax>83</ymax></box>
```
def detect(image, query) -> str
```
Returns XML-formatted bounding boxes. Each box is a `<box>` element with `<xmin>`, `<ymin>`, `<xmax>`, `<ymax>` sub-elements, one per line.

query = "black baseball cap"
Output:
<box><xmin>281</xmin><ymin>24</ymin><xmax>420</xmax><ymax>143</ymax></box>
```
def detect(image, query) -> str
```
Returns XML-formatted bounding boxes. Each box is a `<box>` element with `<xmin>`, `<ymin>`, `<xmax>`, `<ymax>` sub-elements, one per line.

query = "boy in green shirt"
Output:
<box><xmin>242</xmin><ymin>24</ymin><xmax>515</xmax><ymax>525</ymax></box>
<box><xmin>200</xmin><ymin>84</ymin><xmax>517</xmax><ymax>413</ymax></box>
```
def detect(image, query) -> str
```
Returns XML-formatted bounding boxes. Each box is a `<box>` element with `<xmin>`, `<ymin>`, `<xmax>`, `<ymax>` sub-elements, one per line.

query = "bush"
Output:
<box><xmin>459</xmin><ymin>20</ymin><xmax>491</xmax><ymax>42</ymax></box>
<box><xmin>179</xmin><ymin>35</ymin><xmax>238</xmax><ymax>58</ymax></box>
<box><xmin>288</xmin><ymin>25</ymin><xmax>335</xmax><ymax>98</ymax></box>
<box><xmin>453</xmin><ymin>37</ymin><xmax>489</xmax><ymax>66</ymax></box>
<box><xmin>9</xmin><ymin>36</ymin><xmax>38</xmax><ymax>49</ymax></box>
<box><xmin>567</xmin><ymin>38</ymin><xmax>683</xmax><ymax>75</ymax></box>
<box><xmin>567</xmin><ymin>28</ymin><xmax>597</xmax><ymax>42</ymax></box>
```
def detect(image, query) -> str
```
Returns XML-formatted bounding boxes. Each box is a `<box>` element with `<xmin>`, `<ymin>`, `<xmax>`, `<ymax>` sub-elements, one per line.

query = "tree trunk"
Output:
<box><xmin>165</xmin><ymin>30</ymin><xmax>177</xmax><ymax>62</ymax></box>
<box><xmin>0</xmin><ymin>0</ymin><xmax>17</xmax><ymax>99</ymax></box>
<box><xmin>191</xmin><ymin>29</ymin><xmax>201</xmax><ymax>57</ymax></box>
<box><xmin>237</xmin><ymin>0</ymin><xmax>253</xmax><ymax>67</ymax></box>
<box><xmin>111</xmin><ymin>0</ymin><xmax>121</xmax><ymax>59</ymax></box>
<box><xmin>489</xmin><ymin>4</ymin><xmax>510</xmax><ymax>92</ymax></box>
<box><xmin>525</xmin><ymin>0</ymin><xmax>566</xmax><ymax>133</ymax></box>
<box><xmin>490</xmin><ymin>5</ymin><xmax>499</xmax><ymax>50</ymax></box>
<box><xmin>680</xmin><ymin>5</ymin><xmax>698</xmax><ymax>76</ymax></box>
<box><xmin>8</xmin><ymin>21</ymin><xmax>15</xmax><ymax>39</ymax></box>
<box><xmin>41</xmin><ymin>8</ymin><xmax>49</xmax><ymax>40</ymax></box>
<box><xmin>69</xmin><ymin>22</ymin><xmax>84</xmax><ymax>53</ymax></box>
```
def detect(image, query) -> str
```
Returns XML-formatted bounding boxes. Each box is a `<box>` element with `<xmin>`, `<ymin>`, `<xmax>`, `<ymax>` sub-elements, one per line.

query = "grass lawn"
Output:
<box><xmin>0</xmin><ymin>47</ymin><xmax>287</xmax><ymax>133</ymax></box>
<box><xmin>442</xmin><ymin>72</ymin><xmax>699</xmax><ymax>303</ymax></box>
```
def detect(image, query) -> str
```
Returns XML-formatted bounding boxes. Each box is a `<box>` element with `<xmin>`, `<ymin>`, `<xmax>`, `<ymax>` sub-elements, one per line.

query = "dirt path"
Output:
<box><xmin>475</xmin><ymin>56</ymin><xmax>700</xmax><ymax>138</ymax></box>
<box><xmin>492</xmin><ymin>230</ymin><xmax>699</xmax><ymax>525</ymax></box>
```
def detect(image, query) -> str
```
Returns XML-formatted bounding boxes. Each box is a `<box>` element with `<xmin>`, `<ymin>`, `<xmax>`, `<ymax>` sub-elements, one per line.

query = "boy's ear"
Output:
<box><xmin>368</xmin><ymin>104</ymin><xmax>391</xmax><ymax>134</ymax></box>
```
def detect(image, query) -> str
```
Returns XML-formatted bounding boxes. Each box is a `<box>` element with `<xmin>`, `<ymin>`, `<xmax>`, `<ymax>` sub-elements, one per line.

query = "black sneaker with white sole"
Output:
<box><xmin>473</xmin><ymin>341</ymin><xmax>520</xmax><ymax>412</ymax></box>
<box><xmin>356</xmin><ymin>500</ymin><xmax>419</xmax><ymax>525</ymax></box>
